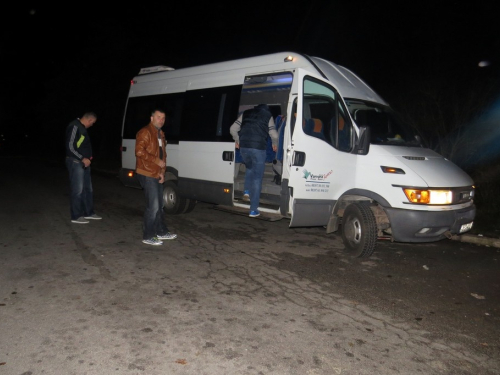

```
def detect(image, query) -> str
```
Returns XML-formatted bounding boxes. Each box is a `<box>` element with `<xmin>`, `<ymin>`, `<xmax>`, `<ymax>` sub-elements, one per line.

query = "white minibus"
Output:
<box><xmin>120</xmin><ymin>52</ymin><xmax>475</xmax><ymax>257</ymax></box>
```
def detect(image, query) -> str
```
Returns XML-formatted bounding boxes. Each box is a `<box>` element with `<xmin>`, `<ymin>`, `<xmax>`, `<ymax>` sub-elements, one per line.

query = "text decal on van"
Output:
<box><xmin>302</xmin><ymin>169</ymin><xmax>332</xmax><ymax>181</ymax></box>
<box><xmin>303</xmin><ymin>169</ymin><xmax>332</xmax><ymax>193</ymax></box>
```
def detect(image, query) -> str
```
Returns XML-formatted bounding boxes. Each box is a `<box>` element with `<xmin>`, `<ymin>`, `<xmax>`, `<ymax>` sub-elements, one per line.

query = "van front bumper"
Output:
<box><xmin>385</xmin><ymin>205</ymin><xmax>476</xmax><ymax>243</ymax></box>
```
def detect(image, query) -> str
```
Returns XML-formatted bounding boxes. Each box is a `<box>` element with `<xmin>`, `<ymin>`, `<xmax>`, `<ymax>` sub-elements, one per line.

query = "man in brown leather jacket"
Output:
<box><xmin>135</xmin><ymin>108</ymin><xmax>177</xmax><ymax>245</ymax></box>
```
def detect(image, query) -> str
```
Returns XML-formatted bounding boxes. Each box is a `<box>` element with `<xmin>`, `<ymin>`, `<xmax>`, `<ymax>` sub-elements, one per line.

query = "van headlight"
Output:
<box><xmin>403</xmin><ymin>188</ymin><xmax>453</xmax><ymax>204</ymax></box>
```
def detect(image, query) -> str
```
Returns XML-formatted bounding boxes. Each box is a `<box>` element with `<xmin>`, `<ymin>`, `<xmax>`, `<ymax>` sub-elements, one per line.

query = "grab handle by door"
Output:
<box><xmin>222</xmin><ymin>151</ymin><xmax>234</xmax><ymax>161</ymax></box>
<box><xmin>292</xmin><ymin>151</ymin><xmax>306</xmax><ymax>166</ymax></box>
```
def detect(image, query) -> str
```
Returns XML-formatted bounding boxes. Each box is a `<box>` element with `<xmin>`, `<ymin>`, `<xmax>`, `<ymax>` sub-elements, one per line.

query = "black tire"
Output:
<box><xmin>163</xmin><ymin>181</ymin><xmax>187</xmax><ymax>215</ymax></box>
<box><xmin>182</xmin><ymin>198</ymin><xmax>197</xmax><ymax>214</ymax></box>
<box><xmin>341</xmin><ymin>202</ymin><xmax>378</xmax><ymax>258</ymax></box>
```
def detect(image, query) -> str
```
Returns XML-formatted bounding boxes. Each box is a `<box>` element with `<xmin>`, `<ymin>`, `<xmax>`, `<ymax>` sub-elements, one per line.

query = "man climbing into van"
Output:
<box><xmin>230</xmin><ymin>104</ymin><xmax>278</xmax><ymax>217</ymax></box>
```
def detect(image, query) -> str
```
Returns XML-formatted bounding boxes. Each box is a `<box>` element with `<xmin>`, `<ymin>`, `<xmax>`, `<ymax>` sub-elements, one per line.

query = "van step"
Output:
<box><xmin>234</xmin><ymin>196</ymin><xmax>279</xmax><ymax>208</ymax></box>
<box><xmin>212</xmin><ymin>205</ymin><xmax>283</xmax><ymax>222</ymax></box>
<box><xmin>234</xmin><ymin>192</ymin><xmax>280</xmax><ymax>207</ymax></box>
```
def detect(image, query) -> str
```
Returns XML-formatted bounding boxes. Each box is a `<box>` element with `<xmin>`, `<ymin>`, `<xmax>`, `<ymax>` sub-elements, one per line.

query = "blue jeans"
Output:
<box><xmin>240</xmin><ymin>147</ymin><xmax>266</xmax><ymax>212</ymax></box>
<box><xmin>137</xmin><ymin>174</ymin><xmax>169</xmax><ymax>240</ymax></box>
<box><xmin>66</xmin><ymin>157</ymin><xmax>95</xmax><ymax>220</ymax></box>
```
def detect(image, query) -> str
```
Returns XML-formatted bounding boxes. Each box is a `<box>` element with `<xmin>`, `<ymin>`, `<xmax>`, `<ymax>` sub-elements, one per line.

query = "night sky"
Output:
<box><xmin>2</xmin><ymin>2</ymin><xmax>499</xmax><ymax>162</ymax></box>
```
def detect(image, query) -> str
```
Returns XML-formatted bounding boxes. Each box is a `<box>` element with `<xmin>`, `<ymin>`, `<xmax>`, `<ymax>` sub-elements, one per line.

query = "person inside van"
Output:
<box><xmin>230</xmin><ymin>104</ymin><xmax>278</xmax><ymax>217</ymax></box>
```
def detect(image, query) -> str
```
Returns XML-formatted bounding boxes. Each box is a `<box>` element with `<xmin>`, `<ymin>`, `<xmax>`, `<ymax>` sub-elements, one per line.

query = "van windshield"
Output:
<box><xmin>344</xmin><ymin>99</ymin><xmax>422</xmax><ymax>147</ymax></box>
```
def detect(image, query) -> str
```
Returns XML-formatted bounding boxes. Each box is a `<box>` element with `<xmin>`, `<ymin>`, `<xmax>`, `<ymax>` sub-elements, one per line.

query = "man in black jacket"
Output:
<box><xmin>65</xmin><ymin>111</ymin><xmax>102</xmax><ymax>224</ymax></box>
<box><xmin>230</xmin><ymin>104</ymin><xmax>278</xmax><ymax>217</ymax></box>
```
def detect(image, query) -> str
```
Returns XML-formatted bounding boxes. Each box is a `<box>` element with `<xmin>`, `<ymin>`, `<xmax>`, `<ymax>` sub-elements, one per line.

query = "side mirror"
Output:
<box><xmin>355</xmin><ymin>126</ymin><xmax>371</xmax><ymax>155</ymax></box>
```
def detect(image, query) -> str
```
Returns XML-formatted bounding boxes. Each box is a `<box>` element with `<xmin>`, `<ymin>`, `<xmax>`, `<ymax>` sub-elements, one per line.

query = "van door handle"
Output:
<box><xmin>292</xmin><ymin>151</ymin><xmax>306</xmax><ymax>166</ymax></box>
<box><xmin>222</xmin><ymin>151</ymin><xmax>234</xmax><ymax>161</ymax></box>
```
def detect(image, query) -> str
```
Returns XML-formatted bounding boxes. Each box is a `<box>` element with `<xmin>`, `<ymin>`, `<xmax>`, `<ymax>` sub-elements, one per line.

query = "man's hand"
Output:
<box><xmin>158</xmin><ymin>159</ymin><xmax>166</xmax><ymax>168</ymax></box>
<box><xmin>235</xmin><ymin>142</ymin><xmax>240</xmax><ymax>149</ymax></box>
<box><xmin>272</xmin><ymin>145</ymin><xmax>277</xmax><ymax>152</ymax></box>
<box><xmin>82</xmin><ymin>158</ymin><xmax>91</xmax><ymax>167</ymax></box>
<box><xmin>159</xmin><ymin>174</ymin><xmax>165</xmax><ymax>184</ymax></box>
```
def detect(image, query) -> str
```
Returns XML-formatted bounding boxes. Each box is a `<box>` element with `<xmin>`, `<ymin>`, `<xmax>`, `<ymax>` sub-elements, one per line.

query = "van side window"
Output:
<box><xmin>123</xmin><ymin>93</ymin><xmax>184</xmax><ymax>144</ymax></box>
<box><xmin>302</xmin><ymin>77</ymin><xmax>353</xmax><ymax>152</ymax></box>
<box><xmin>181</xmin><ymin>85</ymin><xmax>241</xmax><ymax>142</ymax></box>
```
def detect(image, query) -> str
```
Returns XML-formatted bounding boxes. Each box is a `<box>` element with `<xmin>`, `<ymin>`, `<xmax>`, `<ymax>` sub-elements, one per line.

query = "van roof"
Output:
<box><xmin>133</xmin><ymin>52</ymin><xmax>387</xmax><ymax>105</ymax></box>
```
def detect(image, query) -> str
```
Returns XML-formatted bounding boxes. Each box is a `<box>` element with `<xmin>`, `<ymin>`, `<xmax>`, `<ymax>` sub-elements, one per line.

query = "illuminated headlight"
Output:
<box><xmin>403</xmin><ymin>189</ymin><xmax>453</xmax><ymax>204</ymax></box>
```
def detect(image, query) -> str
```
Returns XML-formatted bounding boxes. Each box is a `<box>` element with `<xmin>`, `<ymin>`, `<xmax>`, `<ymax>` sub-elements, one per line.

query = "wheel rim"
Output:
<box><xmin>347</xmin><ymin>217</ymin><xmax>362</xmax><ymax>244</ymax></box>
<box><xmin>163</xmin><ymin>186</ymin><xmax>177</xmax><ymax>210</ymax></box>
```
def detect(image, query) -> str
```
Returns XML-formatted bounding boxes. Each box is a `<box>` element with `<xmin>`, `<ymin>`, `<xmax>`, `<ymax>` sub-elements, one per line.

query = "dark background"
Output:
<box><xmin>2</xmin><ymin>2</ymin><xmax>498</xmax><ymax>156</ymax></box>
<box><xmin>1</xmin><ymin>1</ymin><xmax>499</xmax><ymax>233</ymax></box>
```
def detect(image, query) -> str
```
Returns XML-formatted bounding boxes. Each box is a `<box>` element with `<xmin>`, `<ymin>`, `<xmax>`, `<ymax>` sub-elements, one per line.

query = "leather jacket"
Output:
<box><xmin>135</xmin><ymin>123</ymin><xmax>166</xmax><ymax>178</ymax></box>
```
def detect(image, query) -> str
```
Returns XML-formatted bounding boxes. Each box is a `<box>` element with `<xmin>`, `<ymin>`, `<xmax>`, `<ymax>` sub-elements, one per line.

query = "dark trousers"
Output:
<box><xmin>65</xmin><ymin>157</ymin><xmax>94</xmax><ymax>220</ymax></box>
<box><xmin>137</xmin><ymin>174</ymin><xmax>169</xmax><ymax>240</ymax></box>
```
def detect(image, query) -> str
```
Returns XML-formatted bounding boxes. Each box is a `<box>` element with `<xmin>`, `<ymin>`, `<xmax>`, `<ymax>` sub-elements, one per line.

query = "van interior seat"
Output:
<box><xmin>235</xmin><ymin>148</ymin><xmax>243</xmax><ymax>163</ymax></box>
<box><xmin>275</xmin><ymin>115</ymin><xmax>286</xmax><ymax>162</ymax></box>
<box><xmin>304</xmin><ymin>118</ymin><xmax>325</xmax><ymax>140</ymax></box>
<box><xmin>332</xmin><ymin>116</ymin><xmax>351</xmax><ymax>151</ymax></box>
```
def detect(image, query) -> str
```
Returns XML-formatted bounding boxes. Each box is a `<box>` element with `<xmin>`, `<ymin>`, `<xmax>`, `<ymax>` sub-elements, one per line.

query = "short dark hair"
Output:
<box><xmin>82</xmin><ymin>111</ymin><xmax>97</xmax><ymax>119</ymax></box>
<box><xmin>151</xmin><ymin>108</ymin><xmax>165</xmax><ymax>116</ymax></box>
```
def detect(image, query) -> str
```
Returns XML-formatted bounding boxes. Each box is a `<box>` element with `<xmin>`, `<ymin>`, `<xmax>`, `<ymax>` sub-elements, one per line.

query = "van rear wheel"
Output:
<box><xmin>182</xmin><ymin>198</ymin><xmax>197</xmax><ymax>213</ymax></box>
<box><xmin>163</xmin><ymin>181</ymin><xmax>186</xmax><ymax>215</ymax></box>
<box><xmin>341</xmin><ymin>202</ymin><xmax>377</xmax><ymax>258</ymax></box>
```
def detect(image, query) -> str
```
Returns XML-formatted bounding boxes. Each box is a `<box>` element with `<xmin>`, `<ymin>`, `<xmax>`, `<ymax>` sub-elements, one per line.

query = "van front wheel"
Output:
<box><xmin>163</xmin><ymin>181</ymin><xmax>186</xmax><ymax>215</ymax></box>
<box><xmin>341</xmin><ymin>202</ymin><xmax>377</xmax><ymax>258</ymax></box>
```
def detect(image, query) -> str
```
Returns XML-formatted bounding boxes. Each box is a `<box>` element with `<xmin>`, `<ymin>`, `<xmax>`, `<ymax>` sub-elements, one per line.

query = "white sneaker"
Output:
<box><xmin>243</xmin><ymin>190</ymin><xmax>250</xmax><ymax>201</ymax></box>
<box><xmin>71</xmin><ymin>217</ymin><xmax>89</xmax><ymax>224</ymax></box>
<box><xmin>84</xmin><ymin>214</ymin><xmax>102</xmax><ymax>220</ymax></box>
<box><xmin>142</xmin><ymin>237</ymin><xmax>163</xmax><ymax>246</ymax></box>
<box><xmin>157</xmin><ymin>233</ymin><xmax>177</xmax><ymax>240</ymax></box>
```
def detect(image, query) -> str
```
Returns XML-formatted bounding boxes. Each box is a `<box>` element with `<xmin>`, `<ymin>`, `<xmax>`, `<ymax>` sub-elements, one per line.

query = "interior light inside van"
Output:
<box><xmin>403</xmin><ymin>189</ymin><xmax>453</xmax><ymax>204</ymax></box>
